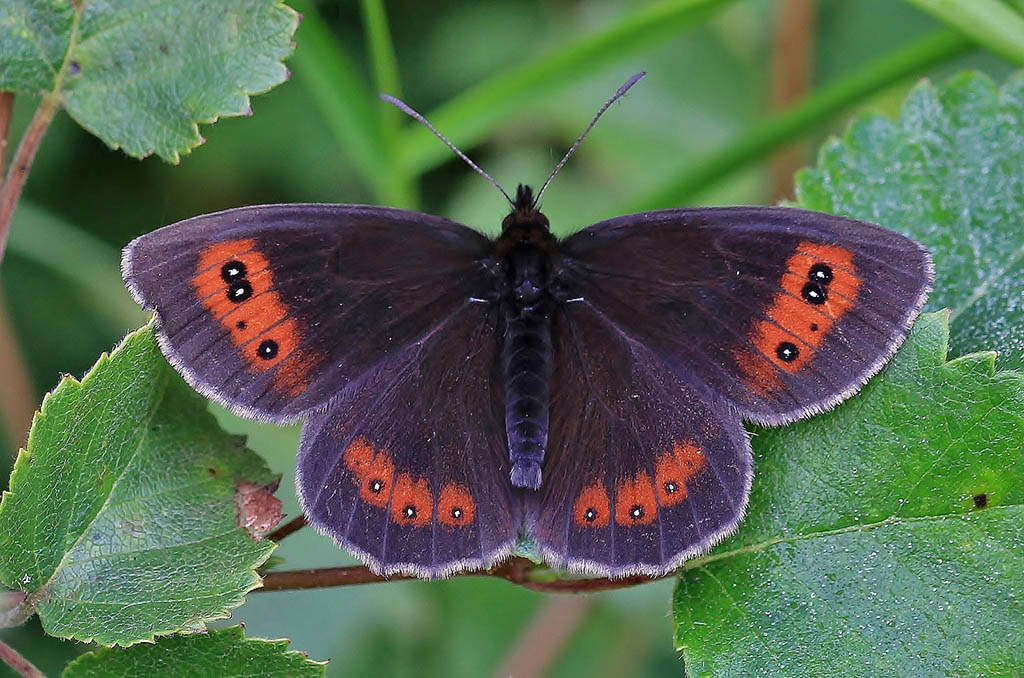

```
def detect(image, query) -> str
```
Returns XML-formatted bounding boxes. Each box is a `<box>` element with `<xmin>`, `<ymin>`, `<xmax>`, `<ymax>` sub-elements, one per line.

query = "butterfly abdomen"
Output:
<box><xmin>500</xmin><ymin>239</ymin><xmax>554</xmax><ymax>490</ymax></box>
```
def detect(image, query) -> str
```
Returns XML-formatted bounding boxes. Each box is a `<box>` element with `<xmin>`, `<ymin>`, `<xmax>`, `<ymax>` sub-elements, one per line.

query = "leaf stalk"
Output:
<box><xmin>0</xmin><ymin>94</ymin><xmax>61</xmax><ymax>268</ymax></box>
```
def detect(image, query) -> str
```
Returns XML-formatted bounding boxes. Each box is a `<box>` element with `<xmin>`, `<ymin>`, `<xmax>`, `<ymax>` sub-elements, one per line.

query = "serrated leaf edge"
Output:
<box><xmin>61</xmin><ymin>624</ymin><xmax>329</xmax><ymax>676</ymax></box>
<box><xmin>61</xmin><ymin>1</ymin><xmax>301</xmax><ymax>163</ymax></box>
<box><xmin>1</xmin><ymin>323</ymin><xmax>277</xmax><ymax>646</ymax></box>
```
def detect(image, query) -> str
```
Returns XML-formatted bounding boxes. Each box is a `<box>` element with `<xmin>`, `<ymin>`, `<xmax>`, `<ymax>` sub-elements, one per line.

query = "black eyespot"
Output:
<box><xmin>227</xmin><ymin>280</ymin><xmax>252</xmax><ymax>302</ymax></box>
<box><xmin>810</xmin><ymin>322</ymin><xmax>819</xmax><ymax>332</ymax></box>
<box><xmin>973</xmin><ymin>493</ymin><xmax>988</xmax><ymax>509</ymax></box>
<box><xmin>451</xmin><ymin>507</ymin><xmax>463</xmax><ymax>519</ymax></box>
<box><xmin>776</xmin><ymin>342</ymin><xmax>799</xmax><ymax>362</ymax></box>
<box><xmin>801</xmin><ymin>282</ymin><xmax>828</xmax><ymax>305</ymax></box>
<box><xmin>630</xmin><ymin>505</ymin><xmax>644</xmax><ymax>520</ymax></box>
<box><xmin>236</xmin><ymin>320</ymin><xmax>247</xmax><ymax>330</ymax></box>
<box><xmin>221</xmin><ymin>261</ymin><xmax>248</xmax><ymax>281</ymax></box>
<box><xmin>584</xmin><ymin>508</ymin><xmax>597</xmax><ymax>523</ymax></box>
<box><xmin>664</xmin><ymin>482</ymin><xmax>678</xmax><ymax>494</ymax></box>
<box><xmin>257</xmin><ymin>339</ymin><xmax>279</xmax><ymax>360</ymax></box>
<box><xmin>370</xmin><ymin>479</ymin><xmax>383</xmax><ymax>494</ymax></box>
<box><xmin>808</xmin><ymin>263</ymin><xmax>833</xmax><ymax>284</ymax></box>
<box><xmin>403</xmin><ymin>505</ymin><xmax>417</xmax><ymax>519</ymax></box>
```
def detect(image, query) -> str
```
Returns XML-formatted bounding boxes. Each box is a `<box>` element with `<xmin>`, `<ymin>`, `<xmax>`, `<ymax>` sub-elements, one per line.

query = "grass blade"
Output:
<box><xmin>398</xmin><ymin>0</ymin><xmax>739</xmax><ymax>176</ymax></box>
<box><xmin>903</xmin><ymin>0</ymin><xmax>1024</xmax><ymax>65</ymax></box>
<box><xmin>628</xmin><ymin>29</ymin><xmax>973</xmax><ymax>211</ymax></box>
<box><xmin>288</xmin><ymin>0</ymin><xmax>390</xmax><ymax>202</ymax></box>
<box><xmin>359</xmin><ymin>0</ymin><xmax>417</xmax><ymax>208</ymax></box>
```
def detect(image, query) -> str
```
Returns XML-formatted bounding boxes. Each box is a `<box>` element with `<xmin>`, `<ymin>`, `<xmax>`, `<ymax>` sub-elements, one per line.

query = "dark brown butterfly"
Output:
<box><xmin>122</xmin><ymin>74</ymin><xmax>931</xmax><ymax>577</ymax></box>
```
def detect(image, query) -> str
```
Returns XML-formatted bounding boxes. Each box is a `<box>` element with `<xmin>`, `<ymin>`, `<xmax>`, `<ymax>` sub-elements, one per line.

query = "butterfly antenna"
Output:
<box><xmin>381</xmin><ymin>93</ymin><xmax>515</xmax><ymax>207</ymax></box>
<box><xmin>533</xmin><ymin>71</ymin><xmax>646</xmax><ymax>206</ymax></box>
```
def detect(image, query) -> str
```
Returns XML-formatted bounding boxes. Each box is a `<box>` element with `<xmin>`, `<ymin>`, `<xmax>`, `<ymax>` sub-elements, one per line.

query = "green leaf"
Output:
<box><xmin>0</xmin><ymin>324</ymin><xmax>278</xmax><ymax>646</ymax></box>
<box><xmin>797</xmin><ymin>71</ymin><xmax>1024</xmax><ymax>370</ymax></box>
<box><xmin>673</xmin><ymin>312</ymin><xmax>1024</xmax><ymax>676</ymax></box>
<box><xmin>62</xmin><ymin>626</ymin><xmax>326</xmax><ymax>677</ymax></box>
<box><xmin>0</xmin><ymin>1</ymin><xmax>76</xmax><ymax>92</ymax></box>
<box><xmin>0</xmin><ymin>0</ymin><xmax>299</xmax><ymax>162</ymax></box>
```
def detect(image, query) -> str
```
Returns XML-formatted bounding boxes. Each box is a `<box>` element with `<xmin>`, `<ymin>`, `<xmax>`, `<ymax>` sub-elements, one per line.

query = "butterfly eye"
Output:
<box><xmin>220</xmin><ymin>260</ymin><xmax>248</xmax><ymax>282</ymax></box>
<box><xmin>776</xmin><ymin>342</ymin><xmax>799</xmax><ymax>362</ymax></box>
<box><xmin>801</xmin><ymin>281</ymin><xmax>828</xmax><ymax>304</ymax></box>
<box><xmin>808</xmin><ymin>263</ymin><xmax>833</xmax><ymax>284</ymax></box>
<box><xmin>257</xmin><ymin>339</ymin><xmax>279</xmax><ymax>360</ymax></box>
<box><xmin>227</xmin><ymin>280</ymin><xmax>253</xmax><ymax>302</ymax></box>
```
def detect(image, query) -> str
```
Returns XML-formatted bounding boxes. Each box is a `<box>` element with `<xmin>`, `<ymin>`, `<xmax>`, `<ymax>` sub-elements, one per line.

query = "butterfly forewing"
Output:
<box><xmin>558</xmin><ymin>207</ymin><xmax>932</xmax><ymax>426</ymax></box>
<box><xmin>123</xmin><ymin>204</ymin><xmax>493</xmax><ymax>423</ymax></box>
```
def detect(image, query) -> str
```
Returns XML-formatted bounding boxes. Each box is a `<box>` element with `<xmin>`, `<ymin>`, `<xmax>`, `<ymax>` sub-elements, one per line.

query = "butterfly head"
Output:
<box><xmin>501</xmin><ymin>184</ymin><xmax>550</xmax><ymax>233</ymax></box>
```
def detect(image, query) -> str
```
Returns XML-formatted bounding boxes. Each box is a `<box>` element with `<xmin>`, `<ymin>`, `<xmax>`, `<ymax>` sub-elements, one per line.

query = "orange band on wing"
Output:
<box><xmin>342</xmin><ymin>438</ymin><xmax>441</xmax><ymax>529</ymax></box>
<box><xmin>390</xmin><ymin>473</ymin><xmax>433</xmax><ymax>527</ymax></box>
<box><xmin>438</xmin><ymin>483</ymin><xmax>476</xmax><ymax>528</ymax></box>
<box><xmin>342</xmin><ymin>438</ymin><xmax>396</xmax><ymax>508</ymax></box>
<box><xmin>193</xmin><ymin>239</ymin><xmax>318</xmax><ymax>395</ymax></box>
<box><xmin>614</xmin><ymin>471</ymin><xmax>657</xmax><ymax>526</ymax></box>
<box><xmin>573</xmin><ymin>482</ymin><xmax>611</xmax><ymax>527</ymax></box>
<box><xmin>655</xmin><ymin>440</ymin><xmax>707</xmax><ymax>506</ymax></box>
<box><xmin>735</xmin><ymin>241</ymin><xmax>862</xmax><ymax>394</ymax></box>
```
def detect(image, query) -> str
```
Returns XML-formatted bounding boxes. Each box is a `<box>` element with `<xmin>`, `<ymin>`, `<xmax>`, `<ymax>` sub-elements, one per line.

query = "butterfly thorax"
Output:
<box><xmin>495</xmin><ymin>184</ymin><xmax>556</xmax><ymax>490</ymax></box>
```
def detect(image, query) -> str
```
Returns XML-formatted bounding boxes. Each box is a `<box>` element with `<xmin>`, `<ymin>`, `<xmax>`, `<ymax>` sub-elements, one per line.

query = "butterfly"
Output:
<box><xmin>121</xmin><ymin>74</ymin><xmax>931</xmax><ymax>578</ymax></box>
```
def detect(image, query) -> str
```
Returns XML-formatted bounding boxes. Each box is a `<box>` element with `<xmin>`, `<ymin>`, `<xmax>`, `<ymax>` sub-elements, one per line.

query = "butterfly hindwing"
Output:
<box><xmin>297</xmin><ymin>302</ymin><xmax>520</xmax><ymax>577</ymax></box>
<box><xmin>123</xmin><ymin>204</ymin><xmax>492</xmax><ymax>423</ymax></box>
<box><xmin>558</xmin><ymin>206</ymin><xmax>932</xmax><ymax>425</ymax></box>
<box><xmin>527</xmin><ymin>301</ymin><xmax>752</xmax><ymax>576</ymax></box>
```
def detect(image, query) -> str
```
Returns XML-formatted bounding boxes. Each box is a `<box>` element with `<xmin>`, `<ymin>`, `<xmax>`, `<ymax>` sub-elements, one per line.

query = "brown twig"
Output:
<box><xmin>258</xmin><ymin>556</ymin><xmax>665</xmax><ymax>593</ymax></box>
<box><xmin>0</xmin><ymin>637</ymin><xmax>46</xmax><ymax>678</ymax></box>
<box><xmin>266</xmin><ymin>514</ymin><xmax>307</xmax><ymax>542</ymax></box>
<box><xmin>769</xmin><ymin>0</ymin><xmax>816</xmax><ymax>202</ymax></box>
<box><xmin>0</xmin><ymin>94</ymin><xmax>61</xmax><ymax>267</ymax></box>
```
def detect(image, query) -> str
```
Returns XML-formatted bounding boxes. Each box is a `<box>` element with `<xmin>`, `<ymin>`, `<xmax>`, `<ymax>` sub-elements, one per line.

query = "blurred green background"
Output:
<box><xmin>0</xmin><ymin>0</ymin><xmax>1016</xmax><ymax>676</ymax></box>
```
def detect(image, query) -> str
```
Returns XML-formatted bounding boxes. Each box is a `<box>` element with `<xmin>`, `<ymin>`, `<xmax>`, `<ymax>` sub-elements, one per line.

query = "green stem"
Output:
<box><xmin>287</xmin><ymin>0</ymin><xmax>390</xmax><ymax>203</ymax></box>
<box><xmin>398</xmin><ymin>0</ymin><xmax>739</xmax><ymax>176</ymax></box>
<box><xmin>359</xmin><ymin>0</ymin><xmax>417</xmax><ymax>208</ymax></box>
<box><xmin>360</xmin><ymin>0</ymin><xmax>402</xmax><ymax>98</ymax></box>
<box><xmin>902</xmin><ymin>0</ymin><xmax>1024</xmax><ymax>65</ymax></box>
<box><xmin>0</xmin><ymin>94</ymin><xmax>61</xmax><ymax>268</ymax></box>
<box><xmin>628</xmin><ymin>29</ymin><xmax>973</xmax><ymax>211</ymax></box>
